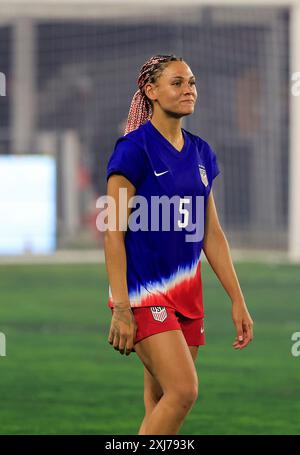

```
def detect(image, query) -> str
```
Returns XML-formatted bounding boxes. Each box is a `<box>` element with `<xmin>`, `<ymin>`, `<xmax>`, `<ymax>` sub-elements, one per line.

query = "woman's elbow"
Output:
<box><xmin>203</xmin><ymin>225</ymin><xmax>225</xmax><ymax>250</ymax></box>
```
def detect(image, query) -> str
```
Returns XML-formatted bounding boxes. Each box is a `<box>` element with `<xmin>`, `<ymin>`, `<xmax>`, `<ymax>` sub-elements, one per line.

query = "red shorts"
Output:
<box><xmin>110</xmin><ymin>306</ymin><xmax>205</xmax><ymax>353</ymax></box>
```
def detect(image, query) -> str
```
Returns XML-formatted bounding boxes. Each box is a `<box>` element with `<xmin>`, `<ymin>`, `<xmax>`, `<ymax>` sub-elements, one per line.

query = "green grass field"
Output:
<box><xmin>0</xmin><ymin>261</ymin><xmax>299</xmax><ymax>435</ymax></box>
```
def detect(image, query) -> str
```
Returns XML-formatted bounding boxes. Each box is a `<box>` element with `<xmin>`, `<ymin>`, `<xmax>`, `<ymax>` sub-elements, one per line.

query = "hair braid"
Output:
<box><xmin>124</xmin><ymin>54</ymin><xmax>183</xmax><ymax>135</ymax></box>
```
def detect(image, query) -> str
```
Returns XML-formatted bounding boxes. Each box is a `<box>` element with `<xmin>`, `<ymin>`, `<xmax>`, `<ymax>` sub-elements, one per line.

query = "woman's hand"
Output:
<box><xmin>232</xmin><ymin>300</ymin><xmax>253</xmax><ymax>350</ymax></box>
<box><xmin>108</xmin><ymin>307</ymin><xmax>137</xmax><ymax>356</ymax></box>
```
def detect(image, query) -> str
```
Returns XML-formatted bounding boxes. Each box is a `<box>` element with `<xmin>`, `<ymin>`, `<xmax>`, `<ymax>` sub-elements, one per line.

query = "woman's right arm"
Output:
<box><xmin>104</xmin><ymin>174</ymin><xmax>138</xmax><ymax>356</ymax></box>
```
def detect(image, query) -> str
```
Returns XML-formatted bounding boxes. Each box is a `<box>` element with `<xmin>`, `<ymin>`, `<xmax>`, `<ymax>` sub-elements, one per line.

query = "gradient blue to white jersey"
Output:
<box><xmin>106</xmin><ymin>119</ymin><xmax>220</xmax><ymax>319</ymax></box>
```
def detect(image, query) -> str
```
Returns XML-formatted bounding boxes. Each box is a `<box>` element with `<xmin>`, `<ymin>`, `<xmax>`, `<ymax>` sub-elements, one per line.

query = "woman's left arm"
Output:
<box><xmin>203</xmin><ymin>190</ymin><xmax>254</xmax><ymax>350</ymax></box>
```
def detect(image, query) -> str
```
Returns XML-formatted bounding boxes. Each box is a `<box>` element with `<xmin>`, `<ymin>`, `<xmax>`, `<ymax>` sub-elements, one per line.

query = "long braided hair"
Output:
<box><xmin>124</xmin><ymin>54</ymin><xmax>183</xmax><ymax>135</ymax></box>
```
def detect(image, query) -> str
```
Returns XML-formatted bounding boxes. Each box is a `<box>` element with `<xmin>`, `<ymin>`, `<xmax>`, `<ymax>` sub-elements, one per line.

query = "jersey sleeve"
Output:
<box><xmin>208</xmin><ymin>144</ymin><xmax>220</xmax><ymax>181</ymax></box>
<box><xmin>106</xmin><ymin>137</ymin><xmax>147</xmax><ymax>188</ymax></box>
<box><xmin>200</xmin><ymin>139</ymin><xmax>220</xmax><ymax>185</ymax></box>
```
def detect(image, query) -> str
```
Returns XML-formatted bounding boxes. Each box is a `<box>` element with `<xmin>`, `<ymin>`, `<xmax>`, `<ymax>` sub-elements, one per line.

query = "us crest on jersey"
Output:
<box><xmin>199</xmin><ymin>165</ymin><xmax>208</xmax><ymax>187</ymax></box>
<box><xmin>150</xmin><ymin>306</ymin><xmax>168</xmax><ymax>322</ymax></box>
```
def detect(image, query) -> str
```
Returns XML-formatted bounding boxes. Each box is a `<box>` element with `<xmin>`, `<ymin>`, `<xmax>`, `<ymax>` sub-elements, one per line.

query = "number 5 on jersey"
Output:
<box><xmin>178</xmin><ymin>197</ymin><xmax>190</xmax><ymax>228</ymax></box>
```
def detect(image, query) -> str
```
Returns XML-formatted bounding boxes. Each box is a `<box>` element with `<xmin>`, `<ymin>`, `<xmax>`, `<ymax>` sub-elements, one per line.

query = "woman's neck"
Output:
<box><xmin>149</xmin><ymin>115</ymin><xmax>183</xmax><ymax>144</ymax></box>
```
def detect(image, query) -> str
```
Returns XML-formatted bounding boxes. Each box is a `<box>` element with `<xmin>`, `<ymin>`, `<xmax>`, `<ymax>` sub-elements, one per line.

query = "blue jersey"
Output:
<box><xmin>106</xmin><ymin>119</ymin><xmax>220</xmax><ymax>318</ymax></box>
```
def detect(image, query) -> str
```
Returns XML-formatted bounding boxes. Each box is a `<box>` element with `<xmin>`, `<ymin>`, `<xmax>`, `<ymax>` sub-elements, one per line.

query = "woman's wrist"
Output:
<box><xmin>113</xmin><ymin>300</ymin><xmax>131</xmax><ymax>311</ymax></box>
<box><xmin>231</xmin><ymin>297</ymin><xmax>246</xmax><ymax>307</ymax></box>
<box><xmin>114</xmin><ymin>307</ymin><xmax>132</xmax><ymax>312</ymax></box>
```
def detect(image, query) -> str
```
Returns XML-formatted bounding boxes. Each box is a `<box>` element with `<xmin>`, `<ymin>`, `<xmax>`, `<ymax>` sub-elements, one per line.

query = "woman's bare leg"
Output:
<box><xmin>138</xmin><ymin>345</ymin><xmax>198</xmax><ymax>435</ymax></box>
<box><xmin>134</xmin><ymin>330</ymin><xmax>199</xmax><ymax>435</ymax></box>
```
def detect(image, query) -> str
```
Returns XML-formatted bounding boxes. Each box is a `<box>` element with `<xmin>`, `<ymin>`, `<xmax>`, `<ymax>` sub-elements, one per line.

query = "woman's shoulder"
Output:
<box><xmin>114</xmin><ymin>125</ymin><xmax>147</xmax><ymax>154</ymax></box>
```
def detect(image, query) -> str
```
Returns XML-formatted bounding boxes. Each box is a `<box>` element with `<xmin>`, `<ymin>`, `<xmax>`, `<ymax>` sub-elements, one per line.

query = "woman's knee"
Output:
<box><xmin>143</xmin><ymin>382</ymin><xmax>197</xmax><ymax>417</ymax></box>
<box><xmin>167</xmin><ymin>381</ymin><xmax>198</xmax><ymax>408</ymax></box>
<box><xmin>144</xmin><ymin>376</ymin><xmax>198</xmax><ymax>410</ymax></box>
<box><xmin>135</xmin><ymin>330</ymin><xmax>199</xmax><ymax>407</ymax></box>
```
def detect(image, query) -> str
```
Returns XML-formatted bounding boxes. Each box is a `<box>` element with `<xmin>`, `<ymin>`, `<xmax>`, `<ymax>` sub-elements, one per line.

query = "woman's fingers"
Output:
<box><xmin>232</xmin><ymin>317</ymin><xmax>254</xmax><ymax>349</ymax></box>
<box><xmin>108</xmin><ymin>318</ymin><xmax>136</xmax><ymax>356</ymax></box>
<box><xmin>120</xmin><ymin>330</ymin><xmax>137</xmax><ymax>355</ymax></box>
<box><xmin>242</xmin><ymin>323</ymin><xmax>253</xmax><ymax>345</ymax></box>
<box><xmin>247</xmin><ymin>323</ymin><xmax>254</xmax><ymax>341</ymax></box>
<box><xmin>108</xmin><ymin>331</ymin><xmax>133</xmax><ymax>356</ymax></box>
<box><xmin>124</xmin><ymin>338</ymin><xmax>134</xmax><ymax>356</ymax></box>
<box><xmin>232</xmin><ymin>332</ymin><xmax>251</xmax><ymax>349</ymax></box>
<box><xmin>108</xmin><ymin>327</ymin><xmax>114</xmax><ymax>345</ymax></box>
<box><xmin>113</xmin><ymin>332</ymin><xmax>120</xmax><ymax>350</ymax></box>
<box><xmin>107</xmin><ymin>326</ymin><xmax>119</xmax><ymax>349</ymax></box>
<box><xmin>234</xmin><ymin>323</ymin><xmax>244</xmax><ymax>344</ymax></box>
<box><xmin>118</xmin><ymin>335</ymin><xmax>127</xmax><ymax>355</ymax></box>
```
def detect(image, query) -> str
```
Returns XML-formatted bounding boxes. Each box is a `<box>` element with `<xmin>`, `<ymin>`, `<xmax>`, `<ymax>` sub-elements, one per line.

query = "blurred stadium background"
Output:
<box><xmin>0</xmin><ymin>0</ymin><xmax>299</xmax><ymax>435</ymax></box>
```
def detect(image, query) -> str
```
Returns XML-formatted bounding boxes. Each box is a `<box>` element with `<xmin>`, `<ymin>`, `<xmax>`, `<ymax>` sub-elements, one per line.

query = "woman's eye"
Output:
<box><xmin>173</xmin><ymin>81</ymin><xmax>196</xmax><ymax>86</ymax></box>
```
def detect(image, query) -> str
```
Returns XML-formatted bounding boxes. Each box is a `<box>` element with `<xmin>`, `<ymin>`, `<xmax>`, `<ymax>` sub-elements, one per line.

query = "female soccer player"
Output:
<box><xmin>104</xmin><ymin>54</ymin><xmax>253</xmax><ymax>435</ymax></box>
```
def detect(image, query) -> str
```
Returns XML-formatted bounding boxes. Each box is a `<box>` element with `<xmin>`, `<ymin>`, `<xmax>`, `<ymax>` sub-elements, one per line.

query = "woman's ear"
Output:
<box><xmin>144</xmin><ymin>82</ymin><xmax>157</xmax><ymax>103</ymax></box>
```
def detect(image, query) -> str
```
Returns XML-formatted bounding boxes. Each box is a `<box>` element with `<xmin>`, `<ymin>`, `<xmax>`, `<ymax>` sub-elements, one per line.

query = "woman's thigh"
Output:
<box><xmin>143</xmin><ymin>345</ymin><xmax>199</xmax><ymax>402</ymax></box>
<box><xmin>134</xmin><ymin>330</ymin><xmax>199</xmax><ymax>399</ymax></box>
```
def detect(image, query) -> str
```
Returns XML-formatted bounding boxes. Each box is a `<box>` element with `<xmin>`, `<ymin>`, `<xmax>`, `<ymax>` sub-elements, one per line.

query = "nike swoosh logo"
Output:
<box><xmin>154</xmin><ymin>170</ymin><xmax>169</xmax><ymax>177</ymax></box>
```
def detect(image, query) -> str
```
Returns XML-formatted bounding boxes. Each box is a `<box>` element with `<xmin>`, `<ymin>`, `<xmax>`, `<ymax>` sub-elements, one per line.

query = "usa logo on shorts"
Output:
<box><xmin>150</xmin><ymin>306</ymin><xmax>168</xmax><ymax>322</ymax></box>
